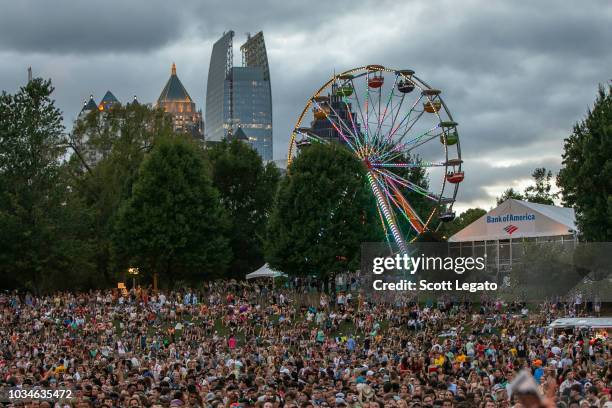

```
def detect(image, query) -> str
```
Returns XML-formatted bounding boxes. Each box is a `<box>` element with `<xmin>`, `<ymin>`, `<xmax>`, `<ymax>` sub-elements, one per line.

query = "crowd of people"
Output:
<box><xmin>0</xmin><ymin>281</ymin><xmax>610</xmax><ymax>408</ymax></box>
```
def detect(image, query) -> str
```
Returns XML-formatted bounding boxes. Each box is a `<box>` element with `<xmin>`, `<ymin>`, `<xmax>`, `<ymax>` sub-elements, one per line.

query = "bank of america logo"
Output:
<box><xmin>504</xmin><ymin>225</ymin><xmax>518</xmax><ymax>235</ymax></box>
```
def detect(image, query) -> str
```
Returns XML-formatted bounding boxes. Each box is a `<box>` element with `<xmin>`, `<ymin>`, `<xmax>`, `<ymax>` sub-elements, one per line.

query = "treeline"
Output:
<box><xmin>0</xmin><ymin>79</ymin><xmax>279</xmax><ymax>292</ymax></box>
<box><xmin>1</xmin><ymin>79</ymin><xmax>610</xmax><ymax>292</ymax></box>
<box><xmin>0</xmin><ymin>79</ymin><xmax>431</xmax><ymax>293</ymax></box>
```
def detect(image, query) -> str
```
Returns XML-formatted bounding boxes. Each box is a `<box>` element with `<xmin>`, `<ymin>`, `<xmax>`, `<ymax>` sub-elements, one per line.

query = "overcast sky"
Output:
<box><xmin>0</xmin><ymin>0</ymin><xmax>610</xmax><ymax>212</ymax></box>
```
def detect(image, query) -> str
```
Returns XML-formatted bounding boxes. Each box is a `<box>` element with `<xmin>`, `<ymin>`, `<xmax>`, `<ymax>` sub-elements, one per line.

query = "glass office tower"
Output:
<box><xmin>205</xmin><ymin>31</ymin><xmax>234</xmax><ymax>142</ymax></box>
<box><xmin>205</xmin><ymin>31</ymin><xmax>273</xmax><ymax>161</ymax></box>
<box><xmin>231</xmin><ymin>67</ymin><xmax>272</xmax><ymax>160</ymax></box>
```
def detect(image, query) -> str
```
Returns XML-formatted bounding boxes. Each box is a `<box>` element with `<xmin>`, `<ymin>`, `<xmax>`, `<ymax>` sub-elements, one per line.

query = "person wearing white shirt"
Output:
<box><xmin>560</xmin><ymin>371</ymin><xmax>580</xmax><ymax>394</ymax></box>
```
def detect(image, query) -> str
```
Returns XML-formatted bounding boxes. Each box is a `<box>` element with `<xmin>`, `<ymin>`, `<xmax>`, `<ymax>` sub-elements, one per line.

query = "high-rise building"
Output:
<box><xmin>241</xmin><ymin>32</ymin><xmax>270</xmax><ymax>81</ymax></box>
<box><xmin>205</xmin><ymin>31</ymin><xmax>273</xmax><ymax>161</ymax></box>
<box><xmin>157</xmin><ymin>63</ymin><xmax>204</xmax><ymax>140</ymax></box>
<box><xmin>205</xmin><ymin>31</ymin><xmax>234</xmax><ymax>144</ymax></box>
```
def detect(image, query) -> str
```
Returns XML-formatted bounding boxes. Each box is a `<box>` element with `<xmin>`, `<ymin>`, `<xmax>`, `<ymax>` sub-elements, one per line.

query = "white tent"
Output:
<box><xmin>246</xmin><ymin>263</ymin><xmax>287</xmax><ymax>280</ymax></box>
<box><xmin>448</xmin><ymin>199</ymin><xmax>578</xmax><ymax>271</ymax></box>
<box><xmin>449</xmin><ymin>199</ymin><xmax>577</xmax><ymax>242</ymax></box>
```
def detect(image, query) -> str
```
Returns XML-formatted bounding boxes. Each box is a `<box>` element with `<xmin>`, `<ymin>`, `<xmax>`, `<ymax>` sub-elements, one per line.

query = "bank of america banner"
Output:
<box><xmin>450</xmin><ymin>199</ymin><xmax>576</xmax><ymax>242</ymax></box>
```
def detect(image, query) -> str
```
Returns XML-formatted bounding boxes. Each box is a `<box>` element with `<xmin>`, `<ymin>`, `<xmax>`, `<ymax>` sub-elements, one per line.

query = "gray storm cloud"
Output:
<box><xmin>0</xmin><ymin>0</ymin><xmax>609</xmax><ymax>210</ymax></box>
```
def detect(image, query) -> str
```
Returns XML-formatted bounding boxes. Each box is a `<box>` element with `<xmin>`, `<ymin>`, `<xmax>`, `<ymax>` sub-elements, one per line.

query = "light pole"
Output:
<box><xmin>128</xmin><ymin>267</ymin><xmax>139</xmax><ymax>290</ymax></box>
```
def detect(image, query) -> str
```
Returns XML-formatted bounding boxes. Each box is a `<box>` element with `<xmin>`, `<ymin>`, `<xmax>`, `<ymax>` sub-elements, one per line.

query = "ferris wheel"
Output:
<box><xmin>287</xmin><ymin>65</ymin><xmax>463</xmax><ymax>253</ymax></box>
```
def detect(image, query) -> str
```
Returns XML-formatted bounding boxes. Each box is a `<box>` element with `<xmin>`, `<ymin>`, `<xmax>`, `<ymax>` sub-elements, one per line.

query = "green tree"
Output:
<box><xmin>68</xmin><ymin>103</ymin><xmax>175</xmax><ymax>282</ymax></box>
<box><xmin>0</xmin><ymin>78</ymin><xmax>95</xmax><ymax>292</ymax></box>
<box><xmin>496</xmin><ymin>168</ymin><xmax>556</xmax><ymax>207</ymax></box>
<box><xmin>37</xmin><ymin>171</ymin><xmax>98</xmax><ymax>291</ymax></box>
<box><xmin>266</xmin><ymin>143</ymin><xmax>382</xmax><ymax>292</ymax></box>
<box><xmin>440</xmin><ymin>207</ymin><xmax>487</xmax><ymax>238</ymax></box>
<box><xmin>69</xmin><ymin>102</ymin><xmax>173</xmax><ymax>172</ymax></box>
<box><xmin>558</xmin><ymin>84</ymin><xmax>612</xmax><ymax>241</ymax></box>
<box><xmin>496</xmin><ymin>188</ymin><xmax>524</xmax><ymax>205</ymax></box>
<box><xmin>113</xmin><ymin>137</ymin><xmax>230</xmax><ymax>286</ymax></box>
<box><xmin>524</xmin><ymin>167</ymin><xmax>555</xmax><ymax>205</ymax></box>
<box><xmin>208</xmin><ymin>140</ymin><xmax>280</xmax><ymax>278</ymax></box>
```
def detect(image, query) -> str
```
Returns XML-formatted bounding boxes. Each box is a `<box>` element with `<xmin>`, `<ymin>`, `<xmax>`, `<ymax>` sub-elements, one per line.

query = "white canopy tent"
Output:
<box><xmin>246</xmin><ymin>263</ymin><xmax>287</xmax><ymax>280</ymax></box>
<box><xmin>448</xmin><ymin>199</ymin><xmax>578</xmax><ymax>272</ymax></box>
<box><xmin>449</xmin><ymin>199</ymin><xmax>577</xmax><ymax>242</ymax></box>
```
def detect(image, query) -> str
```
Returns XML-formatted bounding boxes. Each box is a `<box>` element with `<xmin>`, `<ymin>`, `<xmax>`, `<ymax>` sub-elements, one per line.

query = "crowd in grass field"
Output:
<box><xmin>0</xmin><ymin>281</ymin><xmax>610</xmax><ymax>408</ymax></box>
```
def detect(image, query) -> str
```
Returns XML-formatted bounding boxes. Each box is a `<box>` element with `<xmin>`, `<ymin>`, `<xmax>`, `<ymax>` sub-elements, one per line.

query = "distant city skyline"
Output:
<box><xmin>0</xmin><ymin>0</ymin><xmax>610</xmax><ymax>211</ymax></box>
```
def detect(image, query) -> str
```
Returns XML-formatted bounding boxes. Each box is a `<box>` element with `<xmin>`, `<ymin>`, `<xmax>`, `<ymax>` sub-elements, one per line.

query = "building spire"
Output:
<box><xmin>171</xmin><ymin>62</ymin><xmax>176</xmax><ymax>75</ymax></box>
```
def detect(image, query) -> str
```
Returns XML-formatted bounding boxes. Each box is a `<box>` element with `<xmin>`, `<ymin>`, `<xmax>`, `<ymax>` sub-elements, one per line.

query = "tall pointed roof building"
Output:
<box><xmin>156</xmin><ymin>63</ymin><xmax>203</xmax><ymax>139</ymax></box>
<box><xmin>98</xmin><ymin>91</ymin><xmax>119</xmax><ymax>111</ymax></box>
<box><xmin>158</xmin><ymin>63</ymin><xmax>193</xmax><ymax>101</ymax></box>
<box><xmin>80</xmin><ymin>94</ymin><xmax>98</xmax><ymax>117</ymax></box>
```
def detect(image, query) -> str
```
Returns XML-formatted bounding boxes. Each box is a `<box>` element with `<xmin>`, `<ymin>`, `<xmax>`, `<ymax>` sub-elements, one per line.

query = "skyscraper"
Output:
<box><xmin>205</xmin><ymin>31</ymin><xmax>273</xmax><ymax>161</ymax></box>
<box><xmin>205</xmin><ymin>31</ymin><xmax>233</xmax><ymax>144</ymax></box>
<box><xmin>157</xmin><ymin>63</ymin><xmax>204</xmax><ymax>139</ymax></box>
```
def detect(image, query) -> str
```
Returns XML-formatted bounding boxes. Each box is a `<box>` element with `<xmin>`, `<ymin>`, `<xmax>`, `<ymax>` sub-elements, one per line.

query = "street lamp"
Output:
<box><xmin>128</xmin><ymin>267</ymin><xmax>139</xmax><ymax>289</ymax></box>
